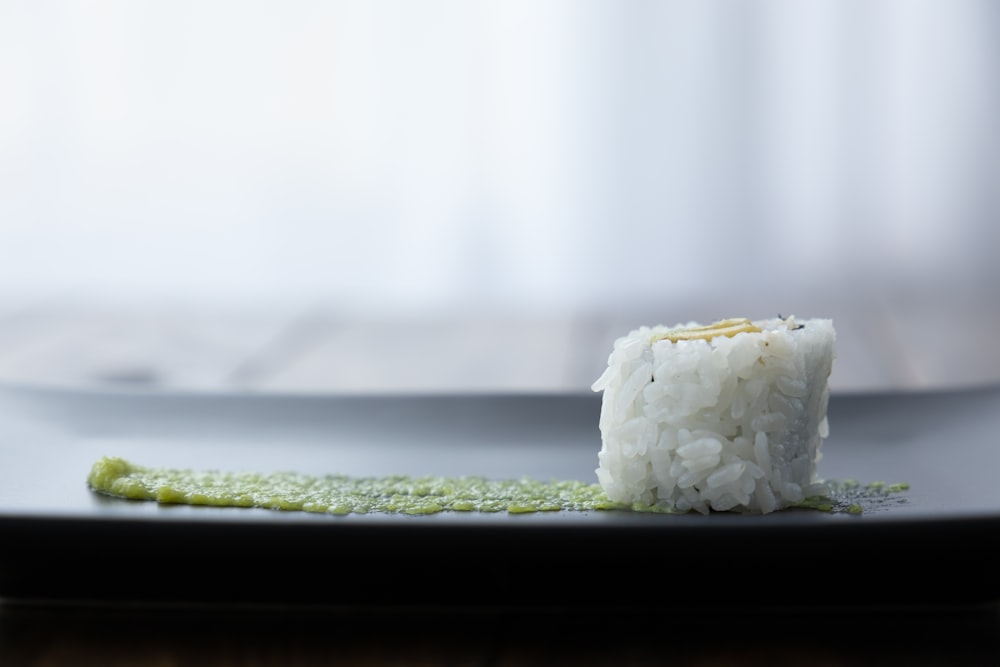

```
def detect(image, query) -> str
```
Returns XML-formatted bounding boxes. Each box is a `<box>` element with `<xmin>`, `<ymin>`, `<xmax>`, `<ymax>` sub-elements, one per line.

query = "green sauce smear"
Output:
<box><xmin>88</xmin><ymin>456</ymin><xmax>623</xmax><ymax>515</ymax></box>
<box><xmin>87</xmin><ymin>456</ymin><xmax>909</xmax><ymax>516</ymax></box>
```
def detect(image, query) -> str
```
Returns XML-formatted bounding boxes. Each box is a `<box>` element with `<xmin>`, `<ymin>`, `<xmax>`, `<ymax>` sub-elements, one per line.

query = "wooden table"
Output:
<box><xmin>1</xmin><ymin>289</ymin><xmax>998</xmax><ymax>396</ymax></box>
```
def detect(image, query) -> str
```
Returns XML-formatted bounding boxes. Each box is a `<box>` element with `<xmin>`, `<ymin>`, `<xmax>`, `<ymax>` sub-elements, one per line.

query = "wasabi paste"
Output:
<box><xmin>87</xmin><ymin>456</ymin><xmax>907</xmax><ymax>516</ymax></box>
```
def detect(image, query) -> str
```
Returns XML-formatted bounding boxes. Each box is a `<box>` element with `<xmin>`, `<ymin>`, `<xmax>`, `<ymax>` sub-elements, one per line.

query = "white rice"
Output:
<box><xmin>591</xmin><ymin>316</ymin><xmax>836</xmax><ymax>514</ymax></box>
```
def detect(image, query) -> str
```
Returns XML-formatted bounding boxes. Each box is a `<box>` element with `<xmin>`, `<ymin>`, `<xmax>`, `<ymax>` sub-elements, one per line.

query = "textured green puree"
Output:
<box><xmin>87</xmin><ymin>456</ymin><xmax>908</xmax><ymax>516</ymax></box>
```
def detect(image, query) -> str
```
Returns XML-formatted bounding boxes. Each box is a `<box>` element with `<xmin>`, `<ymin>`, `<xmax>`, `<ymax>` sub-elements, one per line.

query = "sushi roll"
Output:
<box><xmin>591</xmin><ymin>316</ymin><xmax>836</xmax><ymax>514</ymax></box>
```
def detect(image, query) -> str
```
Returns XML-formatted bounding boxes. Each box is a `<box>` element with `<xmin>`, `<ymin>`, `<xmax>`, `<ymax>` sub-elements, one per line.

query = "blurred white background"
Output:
<box><xmin>0</xmin><ymin>0</ymin><xmax>998</xmax><ymax>392</ymax></box>
<box><xmin>2</xmin><ymin>0</ymin><xmax>998</xmax><ymax>312</ymax></box>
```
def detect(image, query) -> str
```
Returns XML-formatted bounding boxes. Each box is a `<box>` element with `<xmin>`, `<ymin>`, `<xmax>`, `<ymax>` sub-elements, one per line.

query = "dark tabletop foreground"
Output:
<box><xmin>2</xmin><ymin>599</ymin><xmax>999</xmax><ymax>667</ymax></box>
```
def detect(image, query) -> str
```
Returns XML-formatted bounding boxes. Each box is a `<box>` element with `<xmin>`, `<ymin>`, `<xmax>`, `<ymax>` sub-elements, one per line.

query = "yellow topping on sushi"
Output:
<box><xmin>650</xmin><ymin>318</ymin><xmax>762</xmax><ymax>344</ymax></box>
